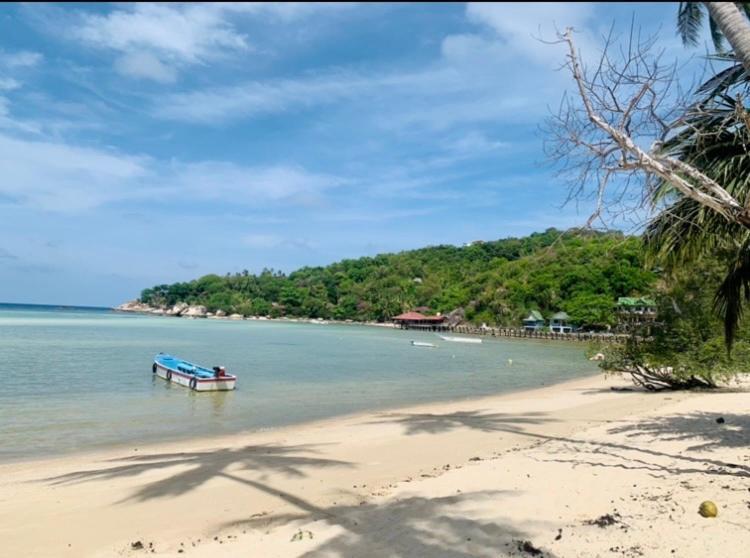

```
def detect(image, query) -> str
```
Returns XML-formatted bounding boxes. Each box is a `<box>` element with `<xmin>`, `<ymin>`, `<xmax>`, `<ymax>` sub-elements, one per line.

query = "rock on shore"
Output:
<box><xmin>114</xmin><ymin>300</ymin><xmax>207</xmax><ymax>318</ymax></box>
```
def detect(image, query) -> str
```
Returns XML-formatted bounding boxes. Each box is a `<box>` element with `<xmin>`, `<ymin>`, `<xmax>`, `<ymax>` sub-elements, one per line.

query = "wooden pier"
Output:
<box><xmin>398</xmin><ymin>322</ymin><xmax>627</xmax><ymax>343</ymax></box>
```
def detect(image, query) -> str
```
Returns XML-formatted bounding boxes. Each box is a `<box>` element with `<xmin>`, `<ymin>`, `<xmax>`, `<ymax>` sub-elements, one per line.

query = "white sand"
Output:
<box><xmin>1</xmin><ymin>373</ymin><xmax>748</xmax><ymax>557</ymax></box>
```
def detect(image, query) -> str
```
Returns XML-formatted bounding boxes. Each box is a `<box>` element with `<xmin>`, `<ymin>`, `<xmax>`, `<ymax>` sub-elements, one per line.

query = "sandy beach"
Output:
<box><xmin>1</xmin><ymin>373</ymin><xmax>748</xmax><ymax>557</ymax></box>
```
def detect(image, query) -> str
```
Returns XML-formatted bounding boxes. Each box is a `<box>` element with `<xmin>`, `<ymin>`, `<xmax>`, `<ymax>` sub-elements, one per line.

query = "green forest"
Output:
<box><xmin>139</xmin><ymin>228</ymin><xmax>656</xmax><ymax>329</ymax></box>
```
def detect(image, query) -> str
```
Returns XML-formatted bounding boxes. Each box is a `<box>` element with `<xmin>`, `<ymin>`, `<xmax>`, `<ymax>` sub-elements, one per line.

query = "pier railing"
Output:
<box><xmin>398</xmin><ymin>323</ymin><xmax>628</xmax><ymax>342</ymax></box>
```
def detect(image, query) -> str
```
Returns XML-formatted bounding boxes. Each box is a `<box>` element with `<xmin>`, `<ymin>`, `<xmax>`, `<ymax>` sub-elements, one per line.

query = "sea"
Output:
<box><xmin>0</xmin><ymin>303</ymin><xmax>599</xmax><ymax>461</ymax></box>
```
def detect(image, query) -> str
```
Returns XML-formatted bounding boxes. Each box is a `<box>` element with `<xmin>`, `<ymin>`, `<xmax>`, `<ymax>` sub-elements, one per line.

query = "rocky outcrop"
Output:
<box><xmin>182</xmin><ymin>305</ymin><xmax>207</xmax><ymax>318</ymax></box>
<box><xmin>114</xmin><ymin>300</ymin><xmax>241</xmax><ymax>321</ymax></box>
<box><xmin>167</xmin><ymin>302</ymin><xmax>189</xmax><ymax>316</ymax></box>
<box><xmin>444</xmin><ymin>307</ymin><xmax>466</xmax><ymax>327</ymax></box>
<box><xmin>115</xmin><ymin>300</ymin><xmax>152</xmax><ymax>313</ymax></box>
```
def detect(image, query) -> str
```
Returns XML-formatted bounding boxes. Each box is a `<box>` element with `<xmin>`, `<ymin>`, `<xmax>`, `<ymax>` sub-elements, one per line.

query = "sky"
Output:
<box><xmin>0</xmin><ymin>2</ymin><xmax>711</xmax><ymax>306</ymax></box>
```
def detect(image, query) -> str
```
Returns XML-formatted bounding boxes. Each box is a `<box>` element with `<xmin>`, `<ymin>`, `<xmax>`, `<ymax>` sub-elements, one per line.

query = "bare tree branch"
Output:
<box><xmin>547</xmin><ymin>27</ymin><xmax>750</xmax><ymax>229</ymax></box>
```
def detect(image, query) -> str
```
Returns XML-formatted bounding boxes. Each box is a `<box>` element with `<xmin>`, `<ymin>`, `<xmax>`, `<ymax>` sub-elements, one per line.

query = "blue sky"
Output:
<box><xmin>0</xmin><ymin>2</ymin><xmax>709</xmax><ymax>306</ymax></box>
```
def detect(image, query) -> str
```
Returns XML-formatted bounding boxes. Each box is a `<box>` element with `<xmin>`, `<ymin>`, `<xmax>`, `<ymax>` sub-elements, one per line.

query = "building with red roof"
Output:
<box><xmin>392</xmin><ymin>311</ymin><xmax>446</xmax><ymax>329</ymax></box>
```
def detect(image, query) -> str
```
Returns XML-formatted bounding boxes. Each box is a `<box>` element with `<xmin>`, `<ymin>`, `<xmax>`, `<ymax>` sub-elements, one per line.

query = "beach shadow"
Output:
<box><xmin>368</xmin><ymin>410</ymin><xmax>555</xmax><ymax>436</ymax></box>
<box><xmin>607</xmin><ymin>412</ymin><xmax>750</xmax><ymax>453</ymax></box>
<box><xmin>223</xmin><ymin>487</ymin><xmax>561</xmax><ymax>558</ymax></box>
<box><xmin>534</xmin><ymin>417</ymin><xmax>750</xmax><ymax>479</ymax></box>
<box><xmin>40</xmin><ymin>443</ymin><xmax>353</xmax><ymax>502</ymax></box>
<box><xmin>374</xmin><ymin>410</ymin><xmax>750</xmax><ymax>479</ymax></box>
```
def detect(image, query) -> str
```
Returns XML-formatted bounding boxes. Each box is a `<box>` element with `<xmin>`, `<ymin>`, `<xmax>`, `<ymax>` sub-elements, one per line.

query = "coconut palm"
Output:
<box><xmin>678</xmin><ymin>3</ymin><xmax>750</xmax><ymax>72</ymax></box>
<box><xmin>646</xmin><ymin>56</ymin><xmax>750</xmax><ymax>349</ymax></box>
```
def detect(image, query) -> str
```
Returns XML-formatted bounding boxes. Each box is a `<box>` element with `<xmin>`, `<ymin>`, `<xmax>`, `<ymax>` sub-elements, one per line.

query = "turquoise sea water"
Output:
<box><xmin>0</xmin><ymin>304</ymin><xmax>599</xmax><ymax>461</ymax></box>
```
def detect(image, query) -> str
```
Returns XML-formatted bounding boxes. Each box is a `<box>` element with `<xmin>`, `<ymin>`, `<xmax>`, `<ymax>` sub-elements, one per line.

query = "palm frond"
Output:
<box><xmin>714</xmin><ymin>242</ymin><xmax>750</xmax><ymax>351</ymax></box>
<box><xmin>709</xmin><ymin>15</ymin><xmax>725</xmax><ymax>51</ymax></box>
<box><xmin>688</xmin><ymin>39</ymin><xmax>745</xmax><ymax>98</ymax></box>
<box><xmin>677</xmin><ymin>2</ymin><xmax>704</xmax><ymax>47</ymax></box>
<box><xmin>647</xmin><ymin>57</ymin><xmax>750</xmax><ymax>349</ymax></box>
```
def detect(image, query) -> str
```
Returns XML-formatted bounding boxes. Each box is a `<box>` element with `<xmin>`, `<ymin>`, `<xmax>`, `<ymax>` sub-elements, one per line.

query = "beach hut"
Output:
<box><xmin>549</xmin><ymin>311</ymin><xmax>572</xmax><ymax>333</ymax></box>
<box><xmin>392</xmin><ymin>311</ymin><xmax>446</xmax><ymax>330</ymax></box>
<box><xmin>522</xmin><ymin>310</ymin><xmax>545</xmax><ymax>331</ymax></box>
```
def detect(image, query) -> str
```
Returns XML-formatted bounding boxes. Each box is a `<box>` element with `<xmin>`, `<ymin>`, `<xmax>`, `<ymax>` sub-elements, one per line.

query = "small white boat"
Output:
<box><xmin>411</xmin><ymin>341</ymin><xmax>437</xmax><ymax>348</ymax></box>
<box><xmin>152</xmin><ymin>353</ymin><xmax>237</xmax><ymax>391</ymax></box>
<box><xmin>438</xmin><ymin>335</ymin><xmax>482</xmax><ymax>344</ymax></box>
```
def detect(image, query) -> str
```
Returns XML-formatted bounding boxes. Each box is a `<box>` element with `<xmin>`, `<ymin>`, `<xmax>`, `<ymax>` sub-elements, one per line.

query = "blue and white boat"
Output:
<box><xmin>152</xmin><ymin>353</ymin><xmax>237</xmax><ymax>391</ymax></box>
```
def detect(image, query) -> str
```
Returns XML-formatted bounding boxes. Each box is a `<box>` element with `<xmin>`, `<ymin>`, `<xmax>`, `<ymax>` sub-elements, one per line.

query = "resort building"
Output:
<box><xmin>616</xmin><ymin>296</ymin><xmax>657</xmax><ymax>331</ymax></box>
<box><xmin>392</xmin><ymin>311</ymin><xmax>447</xmax><ymax>330</ymax></box>
<box><xmin>522</xmin><ymin>310</ymin><xmax>545</xmax><ymax>331</ymax></box>
<box><xmin>549</xmin><ymin>311</ymin><xmax>573</xmax><ymax>333</ymax></box>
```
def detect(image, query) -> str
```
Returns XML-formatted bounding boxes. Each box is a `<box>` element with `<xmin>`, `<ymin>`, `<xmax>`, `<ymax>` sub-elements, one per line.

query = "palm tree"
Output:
<box><xmin>647</xmin><ymin>60</ymin><xmax>750</xmax><ymax>350</ymax></box>
<box><xmin>678</xmin><ymin>3</ymin><xmax>750</xmax><ymax>72</ymax></box>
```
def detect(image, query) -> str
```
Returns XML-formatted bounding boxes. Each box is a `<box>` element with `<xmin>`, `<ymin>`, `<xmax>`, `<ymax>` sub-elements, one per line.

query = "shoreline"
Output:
<box><xmin>5</xmin><ymin>372</ymin><xmax>748</xmax><ymax>557</ymax></box>
<box><xmin>114</xmin><ymin>304</ymin><xmax>622</xmax><ymax>344</ymax></box>
<box><xmin>0</xmin><ymin>371</ymin><xmax>604</xmax><ymax>469</ymax></box>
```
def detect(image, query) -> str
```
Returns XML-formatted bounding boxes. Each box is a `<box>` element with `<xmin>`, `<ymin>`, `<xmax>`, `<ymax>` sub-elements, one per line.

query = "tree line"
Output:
<box><xmin>139</xmin><ymin>228</ymin><xmax>655</xmax><ymax>329</ymax></box>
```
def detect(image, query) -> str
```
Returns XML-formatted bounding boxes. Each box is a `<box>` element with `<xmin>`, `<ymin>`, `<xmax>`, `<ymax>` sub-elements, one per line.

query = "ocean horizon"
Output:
<box><xmin>0</xmin><ymin>302</ymin><xmax>113</xmax><ymax>312</ymax></box>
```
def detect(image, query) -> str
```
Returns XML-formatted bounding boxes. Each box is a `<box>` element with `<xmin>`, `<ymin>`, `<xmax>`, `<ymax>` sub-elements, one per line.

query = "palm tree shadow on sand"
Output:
<box><xmin>222</xmin><ymin>488</ymin><xmax>562</xmax><ymax>558</ymax></box>
<box><xmin>367</xmin><ymin>410</ymin><xmax>555</xmax><ymax>436</ymax></box>
<box><xmin>41</xmin><ymin>443</ymin><xmax>353</xmax><ymax>502</ymax></box>
<box><xmin>369</xmin><ymin>409</ymin><xmax>750</xmax><ymax>478</ymax></box>
<box><xmin>606</xmin><ymin>411</ymin><xmax>750</xmax><ymax>453</ymax></box>
<box><xmin>40</xmin><ymin>442</ymin><xmax>559</xmax><ymax>557</ymax></box>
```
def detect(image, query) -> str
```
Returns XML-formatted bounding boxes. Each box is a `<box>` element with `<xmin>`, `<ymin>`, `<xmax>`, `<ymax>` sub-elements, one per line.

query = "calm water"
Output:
<box><xmin>0</xmin><ymin>304</ymin><xmax>598</xmax><ymax>461</ymax></box>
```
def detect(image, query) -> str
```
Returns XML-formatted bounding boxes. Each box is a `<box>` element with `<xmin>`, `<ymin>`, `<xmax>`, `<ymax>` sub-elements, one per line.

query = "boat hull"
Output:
<box><xmin>438</xmin><ymin>335</ymin><xmax>482</xmax><ymax>344</ymax></box>
<box><xmin>411</xmin><ymin>341</ymin><xmax>437</xmax><ymax>348</ymax></box>
<box><xmin>154</xmin><ymin>362</ymin><xmax>237</xmax><ymax>391</ymax></box>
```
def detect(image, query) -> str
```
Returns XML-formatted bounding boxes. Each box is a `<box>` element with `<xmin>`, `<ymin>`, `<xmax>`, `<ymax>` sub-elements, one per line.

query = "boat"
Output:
<box><xmin>152</xmin><ymin>353</ymin><xmax>237</xmax><ymax>391</ymax></box>
<box><xmin>411</xmin><ymin>340</ymin><xmax>437</xmax><ymax>348</ymax></box>
<box><xmin>438</xmin><ymin>335</ymin><xmax>482</xmax><ymax>344</ymax></box>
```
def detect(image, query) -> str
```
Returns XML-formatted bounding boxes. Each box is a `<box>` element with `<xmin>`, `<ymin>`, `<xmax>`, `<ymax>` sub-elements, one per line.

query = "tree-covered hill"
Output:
<box><xmin>138</xmin><ymin>228</ymin><xmax>656</xmax><ymax>328</ymax></box>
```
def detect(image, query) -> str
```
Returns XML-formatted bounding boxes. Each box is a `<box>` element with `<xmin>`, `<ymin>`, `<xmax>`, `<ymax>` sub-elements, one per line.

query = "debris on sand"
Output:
<box><xmin>131</xmin><ymin>541</ymin><xmax>144</xmax><ymax>550</ymax></box>
<box><xmin>554</xmin><ymin>528</ymin><xmax>563</xmax><ymax>541</ymax></box>
<box><xmin>290</xmin><ymin>529</ymin><xmax>314</xmax><ymax>542</ymax></box>
<box><xmin>516</xmin><ymin>539</ymin><xmax>543</xmax><ymax>555</ymax></box>
<box><xmin>586</xmin><ymin>513</ymin><xmax>621</xmax><ymax>528</ymax></box>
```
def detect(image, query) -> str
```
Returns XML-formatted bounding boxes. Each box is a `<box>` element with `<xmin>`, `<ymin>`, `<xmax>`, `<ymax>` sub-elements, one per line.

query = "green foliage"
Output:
<box><xmin>593</xmin><ymin>258</ymin><xmax>750</xmax><ymax>388</ymax></box>
<box><xmin>139</xmin><ymin>228</ymin><xmax>656</xmax><ymax>325</ymax></box>
<box><xmin>647</xmin><ymin>53</ymin><xmax>750</xmax><ymax>350</ymax></box>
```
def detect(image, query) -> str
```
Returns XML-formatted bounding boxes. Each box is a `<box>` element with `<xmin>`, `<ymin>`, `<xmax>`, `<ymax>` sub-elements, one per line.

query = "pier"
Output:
<box><xmin>398</xmin><ymin>322</ymin><xmax>628</xmax><ymax>342</ymax></box>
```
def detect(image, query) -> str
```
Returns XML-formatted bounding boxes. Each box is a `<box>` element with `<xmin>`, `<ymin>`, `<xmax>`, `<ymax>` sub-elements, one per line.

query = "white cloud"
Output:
<box><xmin>166</xmin><ymin>162</ymin><xmax>345</xmax><ymax>205</ymax></box>
<box><xmin>151</xmin><ymin>4</ymin><xmax>590</xmax><ymax>127</ymax></box>
<box><xmin>0</xmin><ymin>130</ymin><xmax>344</xmax><ymax>212</ymax></box>
<box><xmin>67</xmin><ymin>3</ymin><xmax>353</xmax><ymax>82</ymax></box>
<box><xmin>0</xmin><ymin>133</ymin><xmax>149</xmax><ymax>211</ymax></box>
<box><xmin>0</xmin><ymin>50</ymin><xmax>43</xmax><ymax>69</ymax></box>
<box><xmin>114</xmin><ymin>51</ymin><xmax>177</xmax><ymax>83</ymax></box>
<box><xmin>0</xmin><ymin>78</ymin><xmax>21</xmax><ymax>91</ymax></box>
<box><xmin>74</xmin><ymin>3</ymin><xmax>248</xmax><ymax>64</ymax></box>
<box><xmin>0</xmin><ymin>49</ymin><xmax>43</xmax><ymax>97</ymax></box>
<box><xmin>154</xmin><ymin>65</ymin><xmax>480</xmax><ymax>124</ymax></box>
<box><xmin>465</xmin><ymin>2</ymin><xmax>596</xmax><ymax>64</ymax></box>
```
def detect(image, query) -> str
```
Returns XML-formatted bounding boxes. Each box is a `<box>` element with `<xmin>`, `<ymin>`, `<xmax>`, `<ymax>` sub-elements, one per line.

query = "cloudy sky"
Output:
<box><xmin>0</xmin><ymin>2</ymin><xmax>708</xmax><ymax>306</ymax></box>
